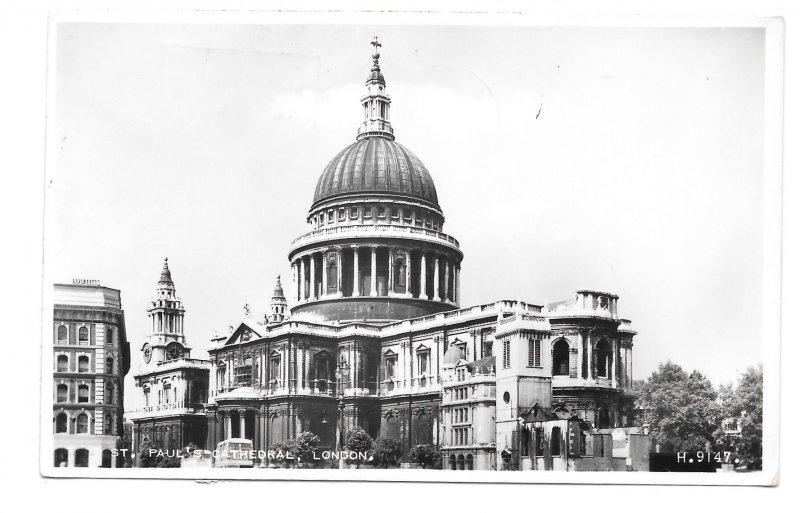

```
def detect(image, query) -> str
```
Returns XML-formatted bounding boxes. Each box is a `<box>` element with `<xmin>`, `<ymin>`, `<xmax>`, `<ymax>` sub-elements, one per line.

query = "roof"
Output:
<box><xmin>215</xmin><ymin>387</ymin><xmax>261</xmax><ymax>401</ymax></box>
<box><xmin>442</xmin><ymin>344</ymin><xmax>462</xmax><ymax>365</ymax></box>
<box><xmin>312</xmin><ymin>136</ymin><xmax>439</xmax><ymax>208</ymax></box>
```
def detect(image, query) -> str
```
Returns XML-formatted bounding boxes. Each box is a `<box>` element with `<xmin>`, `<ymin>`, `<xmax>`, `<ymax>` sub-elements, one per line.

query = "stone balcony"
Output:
<box><xmin>289</xmin><ymin>223</ymin><xmax>461</xmax><ymax>253</ymax></box>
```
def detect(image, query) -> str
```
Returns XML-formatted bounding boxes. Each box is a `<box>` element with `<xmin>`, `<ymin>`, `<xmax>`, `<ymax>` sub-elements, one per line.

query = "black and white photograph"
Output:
<box><xmin>36</xmin><ymin>10</ymin><xmax>782</xmax><ymax>487</ymax></box>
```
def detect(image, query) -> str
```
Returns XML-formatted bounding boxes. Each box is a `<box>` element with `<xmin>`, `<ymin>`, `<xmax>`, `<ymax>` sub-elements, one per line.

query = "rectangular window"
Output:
<box><xmin>363</xmin><ymin>207</ymin><xmax>372</xmax><ymax>219</ymax></box>
<box><xmin>350</xmin><ymin>207</ymin><xmax>359</xmax><ymax>219</ymax></box>
<box><xmin>503</xmin><ymin>340</ymin><xmax>510</xmax><ymax>369</ymax></box>
<box><xmin>385</xmin><ymin>357</ymin><xmax>396</xmax><ymax>380</ymax></box>
<box><xmin>417</xmin><ymin>352</ymin><xmax>429</xmax><ymax>375</ymax></box>
<box><xmin>377</xmin><ymin>207</ymin><xmax>386</xmax><ymax>220</ymax></box>
<box><xmin>391</xmin><ymin>207</ymin><xmax>399</xmax><ymax>219</ymax></box>
<box><xmin>528</xmin><ymin>339</ymin><xmax>541</xmax><ymax>367</ymax></box>
<box><xmin>338</xmin><ymin>208</ymin><xmax>346</xmax><ymax>221</ymax></box>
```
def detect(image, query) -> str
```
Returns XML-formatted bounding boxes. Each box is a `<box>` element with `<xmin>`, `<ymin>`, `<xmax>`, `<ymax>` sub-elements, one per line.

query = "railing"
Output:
<box><xmin>291</xmin><ymin>224</ymin><xmax>460</xmax><ymax>249</ymax></box>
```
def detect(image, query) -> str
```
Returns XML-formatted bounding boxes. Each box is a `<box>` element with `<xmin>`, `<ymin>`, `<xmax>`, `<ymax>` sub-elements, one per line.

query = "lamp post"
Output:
<box><xmin>335</xmin><ymin>356</ymin><xmax>350</xmax><ymax>469</ymax></box>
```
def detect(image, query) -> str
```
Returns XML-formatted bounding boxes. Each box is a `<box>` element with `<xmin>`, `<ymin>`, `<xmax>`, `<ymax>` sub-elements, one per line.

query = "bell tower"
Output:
<box><xmin>268</xmin><ymin>275</ymin><xmax>287</xmax><ymax>324</ymax></box>
<box><xmin>142</xmin><ymin>258</ymin><xmax>189</xmax><ymax>365</ymax></box>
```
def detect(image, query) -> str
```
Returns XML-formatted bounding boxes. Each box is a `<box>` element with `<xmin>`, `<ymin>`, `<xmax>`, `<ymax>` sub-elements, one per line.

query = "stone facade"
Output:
<box><xmin>128</xmin><ymin>260</ymin><xmax>210</xmax><ymax>462</ymax></box>
<box><xmin>52</xmin><ymin>281</ymin><xmax>130</xmax><ymax>468</ymax></box>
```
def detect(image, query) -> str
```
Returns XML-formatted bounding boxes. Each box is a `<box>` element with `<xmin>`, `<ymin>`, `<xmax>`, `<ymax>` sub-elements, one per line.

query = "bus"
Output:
<box><xmin>214</xmin><ymin>438</ymin><xmax>255</xmax><ymax>468</ymax></box>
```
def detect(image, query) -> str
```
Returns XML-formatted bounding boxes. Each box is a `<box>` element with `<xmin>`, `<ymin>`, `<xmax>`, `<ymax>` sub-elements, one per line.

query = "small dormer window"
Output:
<box><xmin>391</xmin><ymin>207</ymin><xmax>399</xmax><ymax>219</ymax></box>
<box><xmin>363</xmin><ymin>206</ymin><xmax>372</xmax><ymax>219</ymax></box>
<box><xmin>350</xmin><ymin>206</ymin><xmax>359</xmax><ymax>219</ymax></box>
<box><xmin>599</xmin><ymin>296</ymin><xmax>609</xmax><ymax>309</ymax></box>
<box><xmin>338</xmin><ymin>208</ymin><xmax>346</xmax><ymax>221</ymax></box>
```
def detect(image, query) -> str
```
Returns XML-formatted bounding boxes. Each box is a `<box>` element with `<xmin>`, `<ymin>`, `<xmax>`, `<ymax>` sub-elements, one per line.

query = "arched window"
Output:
<box><xmin>75</xmin><ymin>449</ymin><xmax>89</xmax><ymax>467</ymax></box>
<box><xmin>520</xmin><ymin>428</ymin><xmax>530</xmax><ymax>457</ymax></box>
<box><xmin>104</xmin><ymin>414</ymin><xmax>113</xmax><ymax>435</ymax></box>
<box><xmin>596</xmin><ymin>340</ymin><xmax>611</xmax><ymax>377</ymax></box>
<box><xmin>314</xmin><ymin>356</ymin><xmax>331</xmax><ymax>392</ymax></box>
<box><xmin>105</xmin><ymin>382</ymin><xmax>114</xmax><ymax>404</ymax></box>
<box><xmin>535</xmin><ymin>428</ymin><xmax>544</xmax><ymax>456</ymax></box>
<box><xmin>54</xmin><ymin>448</ymin><xmax>69</xmax><ymax>467</ymax></box>
<box><xmin>57</xmin><ymin>325</ymin><xmax>68</xmax><ymax>343</ymax></box>
<box><xmin>76</xmin><ymin>413</ymin><xmax>89</xmax><ymax>434</ymax></box>
<box><xmin>416</xmin><ymin>412</ymin><xmax>432</xmax><ymax>446</ymax></box>
<box><xmin>326</xmin><ymin>256</ymin><xmax>338</xmax><ymax>293</ymax></box>
<box><xmin>449</xmin><ymin>454</ymin><xmax>456</xmax><ymax>470</ymax></box>
<box><xmin>57</xmin><ymin>355</ymin><xmax>68</xmax><ymax>372</ymax></box>
<box><xmin>78</xmin><ymin>326</ymin><xmax>89</xmax><ymax>344</ymax></box>
<box><xmin>466</xmin><ymin>454</ymin><xmax>474</xmax><ymax>470</ymax></box>
<box><xmin>385</xmin><ymin>414</ymin><xmax>399</xmax><ymax>440</ymax></box>
<box><xmin>78</xmin><ymin>385</ymin><xmax>89</xmax><ymax>403</ymax></box>
<box><xmin>101</xmin><ymin>449</ymin><xmax>112</xmax><ymax>468</ymax></box>
<box><xmin>78</xmin><ymin>355</ymin><xmax>89</xmax><ymax>373</ymax></box>
<box><xmin>106</xmin><ymin>357</ymin><xmax>114</xmax><ymax>374</ymax></box>
<box><xmin>55</xmin><ymin>412</ymin><xmax>68</xmax><ymax>433</ymax></box>
<box><xmin>457</xmin><ymin>454</ymin><xmax>465</xmax><ymax>470</ymax></box>
<box><xmin>551</xmin><ymin>427</ymin><xmax>562</xmax><ymax>456</ymax></box>
<box><xmin>598</xmin><ymin>409</ymin><xmax>611</xmax><ymax>429</ymax></box>
<box><xmin>552</xmin><ymin>339</ymin><xmax>570</xmax><ymax>376</ymax></box>
<box><xmin>394</xmin><ymin>257</ymin><xmax>406</xmax><ymax>292</ymax></box>
<box><xmin>57</xmin><ymin>384</ymin><xmax>68</xmax><ymax>403</ymax></box>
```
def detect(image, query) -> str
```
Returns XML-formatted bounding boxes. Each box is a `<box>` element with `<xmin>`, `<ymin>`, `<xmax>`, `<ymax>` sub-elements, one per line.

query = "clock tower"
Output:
<box><xmin>129</xmin><ymin>259</ymin><xmax>210</xmax><ymax>459</ymax></box>
<box><xmin>141</xmin><ymin>258</ymin><xmax>189</xmax><ymax>366</ymax></box>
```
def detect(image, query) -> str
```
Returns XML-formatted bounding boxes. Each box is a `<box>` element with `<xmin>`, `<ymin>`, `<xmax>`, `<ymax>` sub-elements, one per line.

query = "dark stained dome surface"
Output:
<box><xmin>313</xmin><ymin>136</ymin><xmax>439</xmax><ymax>207</ymax></box>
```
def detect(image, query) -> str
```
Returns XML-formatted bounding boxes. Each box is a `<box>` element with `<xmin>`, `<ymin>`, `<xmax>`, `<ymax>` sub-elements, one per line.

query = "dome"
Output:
<box><xmin>443</xmin><ymin>345</ymin><xmax>463</xmax><ymax>365</ymax></box>
<box><xmin>313</xmin><ymin>136</ymin><xmax>439</xmax><ymax>208</ymax></box>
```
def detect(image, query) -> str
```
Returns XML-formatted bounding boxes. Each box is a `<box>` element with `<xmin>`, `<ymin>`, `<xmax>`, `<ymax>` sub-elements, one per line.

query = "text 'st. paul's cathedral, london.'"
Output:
<box><xmin>127</xmin><ymin>40</ymin><xmax>647</xmax><ymax>471</ymax></box>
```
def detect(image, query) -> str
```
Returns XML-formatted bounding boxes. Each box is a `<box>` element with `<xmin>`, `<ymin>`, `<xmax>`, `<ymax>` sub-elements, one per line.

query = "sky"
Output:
<box><xmin>48</xmin><ymin>23</ymin><xmax>767</xmax><ymax>410</ymax></box>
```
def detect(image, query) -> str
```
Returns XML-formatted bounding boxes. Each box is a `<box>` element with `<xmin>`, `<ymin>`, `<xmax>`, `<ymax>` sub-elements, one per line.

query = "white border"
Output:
<box><xmin>39</xmin><ymin>9</ymin><xmax>783</xmax><ymax>486</ymax></box>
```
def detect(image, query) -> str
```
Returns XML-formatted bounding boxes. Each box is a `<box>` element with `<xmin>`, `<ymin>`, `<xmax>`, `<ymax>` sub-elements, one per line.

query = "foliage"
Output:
<box><xmin>345</xmin><ymin>427</ymin><xmax>374</xmax><ymax>468</ymax></box>
<box><xmin>269</xmin><ymin>440</ymin><xmax>294</xmax><ymax>468</ymax></box>
<box><xmin>410</xmin><ymin>444</ymin><xmax>442</xmax><ymax>469</ymax></box>
<box><xmin>633</xmin><ymin>361</ymin><xmax>722</xmax><ymax>452</ymax></box>
<box><xmin>715</xmin><ymin>365</ymin><xmax>763</xmax><ymax>470</ymax></box>
<box><xmin>136</xmin><ymin>439</ymin><xmax>180</xmax><ymax>468</ymax></box>
<box><xmin>370</xmin><ymin>437</ymin><xmax>403</xmax><ymax>468</ymax></box>
<box><xmin>289</xmin><ymin>431</ymin><xmax>321</xmax><ymax>467</ymax></box>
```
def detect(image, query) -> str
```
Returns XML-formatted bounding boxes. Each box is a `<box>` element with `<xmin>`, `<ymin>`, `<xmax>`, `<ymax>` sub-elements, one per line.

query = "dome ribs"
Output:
<box><xmin>311</xmin><ymin>137</ymin><xmax>439</xmax><ymax>208</ymax></box>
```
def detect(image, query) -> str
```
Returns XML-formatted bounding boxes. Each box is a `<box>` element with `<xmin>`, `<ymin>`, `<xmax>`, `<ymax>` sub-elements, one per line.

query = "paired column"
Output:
<box><xmin>370</xmin><ymin>247</ymin><xmax>377</xmax><ymax>297</ymax></box>
<box><xmin>336</xmin><ymin>250</ymin><xmax>343</xmax><ymax>295</ymax></box>
<box><xmin>405</xmin><ymin>249</ymin><xmax>412</xmax><ymax>296</ymax></box>
<box><xmin>309</xmin><ymin>254</ymin><xmax>317</xmax><ymax>300</ymax></box>
<box><xmin>239</xmin><ymin>409</ymin><xmax>246</xmax><ymax>438</ymax></box>
<box><xmin>444</xmin><ymin>260</ymin><xmax>450</xmax><ymax>302</ymax></box>
<box><xmin>388</xmin><ymin>248</ymin><xmax>395</xmax><ymax>294</ymax></box>
<box><xmin>420</xmin><ymin>253</ymin><xmax>427</xmax><ymax>299</ymax></box>
<box><xmin>321</xmin><ymin>252</ymin><xmax>328</xmax><ymax>294</ymax></box>
<box><xmin>299</xmin><ymin>258</ymin><xmax>307</xmax><ymax>301</ymax></box>
<box><xmin>611</xmin><ymin>339</ymin><xmax>618</xmax><ymax>384</ymax></box>
<box><xmin>585</xmin><ymin>331</ymin><xmax>594</xmax><ymax>380</ymax></box>
<box><xmin>352</xmin><ymin>247</ymin><xmax>360</xmax><ymax>297</ymax></box>
<box><xmin>433</xmin><ymin>256</ymin><xmax>440</xmax><ymax>301</ymax></box>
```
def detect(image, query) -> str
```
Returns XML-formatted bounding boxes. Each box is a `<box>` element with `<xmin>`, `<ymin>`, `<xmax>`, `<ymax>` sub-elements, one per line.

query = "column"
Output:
<box><xmin>388</xmin><ymin>248</ymin><xmax>395</xmax><ymax>294</ymax></box>
<box><xmin>611</xmin><ymin>339</ymin><xmax>618</xmax><ymax>384</ymax></box>
<box><xmin>254</xmin><ymin>411</ymin><xmax>261</xmax><ymax>451</ymax></box>
<box><xmin>225</xmin><ymin>413</ymin><xmax>232</xmax><ymax>439</ymax></box>
<box><xmin>321</xmin><ymin>251</ymin><xmax>328</xmax><ymax>296</ymax></box>
<box><xmin>454</xmin><ymin>266</ymin><xmax>460</xmax><ymax>304</ymax></box>
<box><xmin>291</xmin><ymin>262</ymin><xmax>297</xmax><ymax>302</ymax></box>
<box><xmin>433</xmin><ymin>256</ymin><xmax>440</xmax><ymax>301</ymax></box>
<box><xmin>217</xmin><ymin>412</ymin><xmax>224</xmax><ymax>444</ymax></box>
<box><xmin>405</xmin><ymin>249</ymin><xmax>412</xmax><ymax>296</ymax></box>
<box><xmin>300</xmin><ymin>258</ymin><xmax>307</xmax><ymax>301</ymax></box>
<box><xmin>420</xmin><ymin>253</ymin><xmax>427</xmax><ymax>299</ymax></box>
<box><xmin>577</xmin><ymin>335</ymin><xmax>584</xmax><ymax>380</ymax></box>
<box><xmin>336</xmin><ymin>250</ymin><xmax>343</xmax><ymax>295</ymax></box>
<box><xmin>444</xmin><ymin>260</ymin><xmax>450</xmax><ymax>302</ymax></box>
<box><xmin>586</xmin><ymin>332</ymin><xmax>593</xmax><ymax>380</ymax></box>
<box><xmin>370</xmin><ymin>247</ymin><xmax>377</xmax><ymax>297</ymax></box>
<box><xmin>309</xmin><ymin>253</ymin><xmax>317</xmax><ymax>299</ymax></box>
<box><xmin>352</xmin><ymin>247</ymin><xmax>360</xmax><ymax>297</ymax></box>
<box><xmin>239</xmin><ymin>409</ymin><xmax>246</xmax><ymax>438</ymax></box>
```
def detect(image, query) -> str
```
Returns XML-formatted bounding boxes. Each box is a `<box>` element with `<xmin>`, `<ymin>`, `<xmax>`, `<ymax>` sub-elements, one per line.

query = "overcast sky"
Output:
<box><xmin>48</xmin><ymin>23</ymin><xmax>766</xmax><ymax>409</ymax></box>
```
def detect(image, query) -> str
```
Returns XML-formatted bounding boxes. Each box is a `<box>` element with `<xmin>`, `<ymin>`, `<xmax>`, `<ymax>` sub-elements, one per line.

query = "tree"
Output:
<box><xmin>136</xmin><ymin>439</ymin><xmax>180</xmax><ymax>468</ymax></box>
<box><xmin>370</xmin><ymin>437</ymin><xmax>402</xmax><ymax>468</ymax></box>
<box><xmin>410</xmin><ymin>444</ymin><xmax>441</xmax><ymax>469</ymax></box>
<box><xmin>345</xmin><ymin>426</ymin><xmax>374</xmax><ymax>468</ymax></box>
<box><xmin>716</xmin><ymin>365</ymin><xmax>763</xmax><ymax>470</ymax></box>
<box><xmin>288</xmin><ymin>431</ymin><xmax>320</xmax><ymax>468</ymax></box>
<box><xmin>633</xmin><ymin>361</ymin><xmax>722</xmax><ymax>452</ymax></box>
